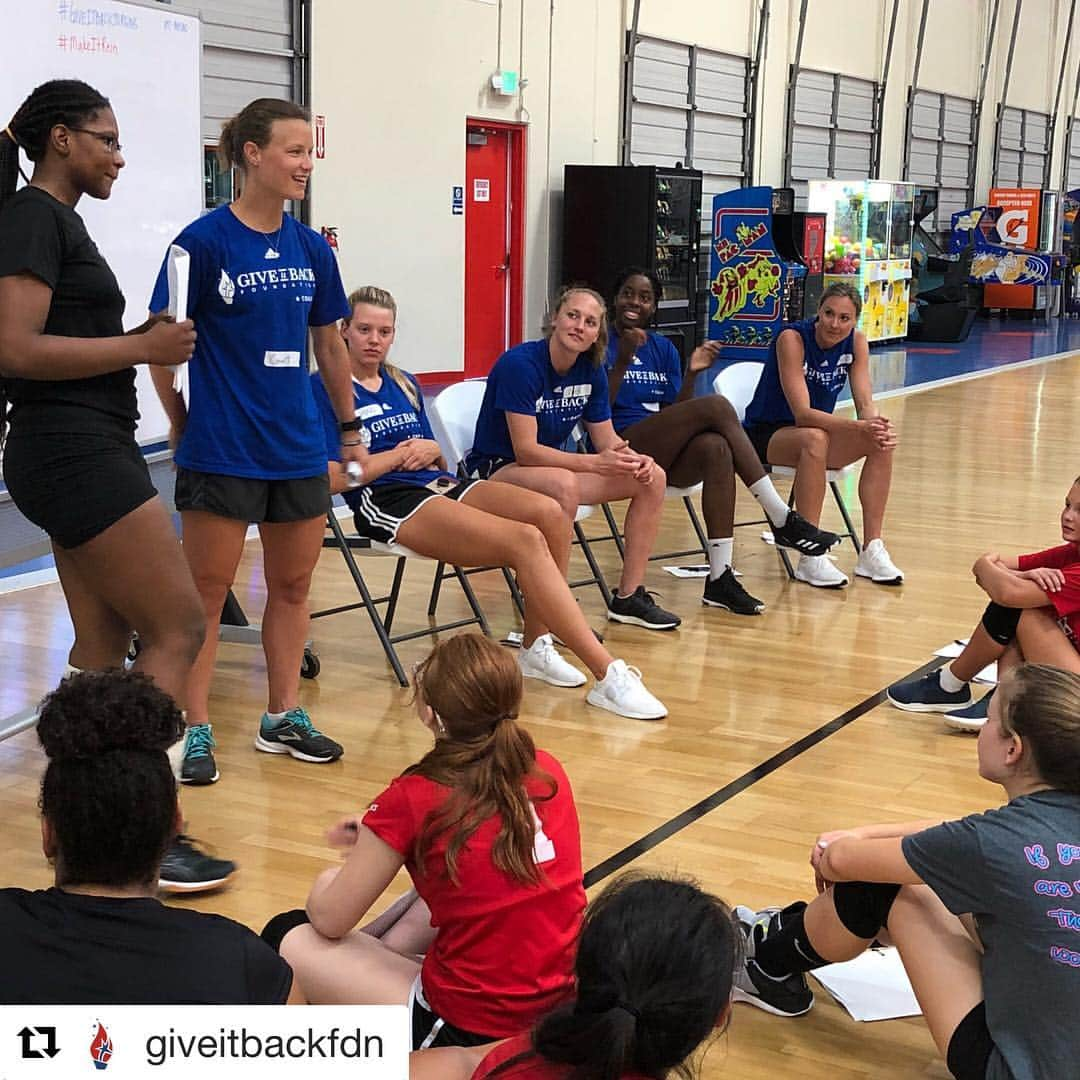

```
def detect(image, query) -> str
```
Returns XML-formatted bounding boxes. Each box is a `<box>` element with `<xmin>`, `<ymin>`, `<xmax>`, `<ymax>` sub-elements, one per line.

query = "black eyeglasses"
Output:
<box><xmin>67</xmin><ymin>128</ymin><xmax>123</xmax><ymax>154</ymax></box>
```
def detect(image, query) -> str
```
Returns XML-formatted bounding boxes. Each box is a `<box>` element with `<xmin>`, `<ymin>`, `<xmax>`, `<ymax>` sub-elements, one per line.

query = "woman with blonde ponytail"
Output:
<box><xmin>262</xmin><ymin>633</ymin><xmax>585</xmax><ymax>1050</ymax></box>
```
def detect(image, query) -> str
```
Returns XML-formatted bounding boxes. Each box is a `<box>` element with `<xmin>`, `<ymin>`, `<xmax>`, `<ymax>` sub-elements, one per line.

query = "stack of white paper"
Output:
<box><xmin>810</xmin><ymin>947</ymin><xmax>922</xmax><ymax>1022</ymax></box>
<box><xmin>167</xmin><ymin>244</ymin><xmax>191</xmax><ymax>394</ymax></box>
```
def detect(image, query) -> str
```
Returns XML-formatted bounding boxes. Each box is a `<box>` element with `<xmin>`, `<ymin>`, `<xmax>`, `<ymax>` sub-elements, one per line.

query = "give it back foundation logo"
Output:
<box><xmin>89</xmin><ymin>1020</ymin><xmax>113</xmax><ymax>1070</ymax></box>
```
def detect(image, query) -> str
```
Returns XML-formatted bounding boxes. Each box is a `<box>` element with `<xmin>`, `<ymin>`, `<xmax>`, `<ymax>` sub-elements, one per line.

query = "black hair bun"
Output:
<box><xmin>36</xmin><ymin>669</ymin><xmax>184</xmax><ymax>761</ymax></box>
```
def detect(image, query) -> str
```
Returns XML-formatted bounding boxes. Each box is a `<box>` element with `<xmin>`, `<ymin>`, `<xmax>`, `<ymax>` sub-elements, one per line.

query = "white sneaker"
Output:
<box><xmin>794</xmin><ymin>553</ymin><xmax>849</xmax><ymax>588</ymax></box>
<box><xmin>854</xmin><ymin>538</ymin><xmax>904</xmax><ymax>585</ymax></box>
<box><xmin>586</xmin><ymin>659</ymin><xmax>667</xmax><ymax>721</ymax></box>
<box><xmin>518</xmin><ymin>634</ymin><xmax>587</xmax><ymax>687</ymax></box>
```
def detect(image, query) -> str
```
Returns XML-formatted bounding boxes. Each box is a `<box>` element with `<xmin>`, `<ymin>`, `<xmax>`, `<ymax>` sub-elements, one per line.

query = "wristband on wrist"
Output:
<box><xmin>340</xmin><ymin>417</ymin><xmax>363</xmax><ymax>433</ymax></box>
<box><xmin>342</xmin><ymin>440</ymin><xmax>363</xmax><ymax>446</ymax></box>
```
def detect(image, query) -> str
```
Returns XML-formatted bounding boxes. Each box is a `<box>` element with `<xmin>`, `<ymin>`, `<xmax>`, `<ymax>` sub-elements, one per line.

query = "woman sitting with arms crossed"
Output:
<box><xmin>888</xmin><ymin>474</ymin><xmax>1080</xmax><ymax>731</ymax></box>
<box><xmin>263</xmin><ymin>634</ymin><xmax>585</xmax><ymax>1050</ymax></box>
<box><xmin>606</xmin><ymin>267</ymin><xmax>838</xmax><ymax>615</ymax></box>
<box><xmin>734</xmin><ymin>662</ymin><xmax>1080</xmax><ymax>1080</ymax></box>
<box><xmin>0</xmin><ymin>669</ymin><xmax>296</xmax><ymax>1004</ymax></box>
<box><xmin>312</xmin><ymin>286</ymin><xmax>666</xmax><ymax>720</ymax></box>
<box><xmin>463</xmin><ymin>286</ymin><xmax>678</xmax><ymax>632</ymax></box>
<box><xmin>410</xmin><ymin>872</ymin><xmax>738</xmax><ymax>1079</ymax></box>
<box><xmin>742</xmin><ymin>282</ymin><xmax>902</xmax><ymax>589</ymax></box>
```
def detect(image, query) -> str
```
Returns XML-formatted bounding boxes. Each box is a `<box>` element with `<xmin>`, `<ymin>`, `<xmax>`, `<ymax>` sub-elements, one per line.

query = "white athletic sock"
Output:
<box><xmin>748</xmin><ymin>477</ymin><xmax>789</xmax><ymax>527</ymax></box>
<box><xmin>264</xmin><ymin>709</ymin><xmax>289</xmax><ymax>722</ymax></box>
<box><xmin>939</xmin><ymin>666</ymin><xmax>967</xmax><ymax>693</ymax></box>
<box><xmin>707</xmin><ymin>538</ymin><xmax>734</xmax><ymax>580</ymax></box>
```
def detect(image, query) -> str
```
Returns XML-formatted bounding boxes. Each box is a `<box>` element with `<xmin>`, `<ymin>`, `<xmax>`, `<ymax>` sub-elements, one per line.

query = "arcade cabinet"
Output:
<box><xmin>791</xmin><ymin>209</ymin><xmax>827</xmax><ymax>314</ymax></box>
<box><xmin>982</xmin><ymin>187</ymin><xmax>1063</xmax><ymax>317</ymax></box>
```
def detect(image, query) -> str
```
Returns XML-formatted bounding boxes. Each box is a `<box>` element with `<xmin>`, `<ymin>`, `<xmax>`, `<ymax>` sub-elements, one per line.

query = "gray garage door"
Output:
<box><xmin>906</xmin><ymin>89</ymin><xmax>975</xmax><ymax>232</ymax></box>
<box><xmin>994</xmin><ymin>106</ymin><xmax>1050</xmax><ymax>188</ymax></box>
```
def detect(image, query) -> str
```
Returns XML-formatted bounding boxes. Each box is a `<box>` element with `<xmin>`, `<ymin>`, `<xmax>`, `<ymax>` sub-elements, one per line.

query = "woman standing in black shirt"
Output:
<box><xmin>0</xmin><ymin>80</ymin><xmax>225</xmax><ymax>889</ymax></box>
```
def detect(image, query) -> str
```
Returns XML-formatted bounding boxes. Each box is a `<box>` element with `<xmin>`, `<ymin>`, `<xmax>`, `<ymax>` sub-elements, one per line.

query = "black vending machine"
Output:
<box><xmin>562</xmin><ymin>164</ymin><xmax>703</xmax><ymax>364</ymax></box>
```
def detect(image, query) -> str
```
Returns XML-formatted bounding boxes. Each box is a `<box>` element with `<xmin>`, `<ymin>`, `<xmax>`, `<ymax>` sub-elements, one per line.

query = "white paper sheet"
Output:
<box><xmin>662</xmin><ymin>565</ymin><xmax>742</xmax><ymax>578</ymax></box>
<box><xmin>167</xmin><ymin>244</ymin><xmax>190</xmax><ymax>394</ymax></box>
<box><xmin>810</xmin><ymin>947</ymin><xmax>921</xmax><ymax>1022</ymax></box>
<box><xmin>933</xmin><ymin>640</ymin><xmax>998</xmax><ymax>684</ymax></box>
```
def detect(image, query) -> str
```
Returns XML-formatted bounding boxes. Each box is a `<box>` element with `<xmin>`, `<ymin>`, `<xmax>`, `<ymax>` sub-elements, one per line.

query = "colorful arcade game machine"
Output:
<box><xmin>949</xmin><ymin>203</ymin><xmax>1063</xmax><ymax>312</ymax></box>
<box><xmin>791</xmin><ymin>208</ymin><xmax>827</xmax><ymax>314</ymax></box>
<box><xmin>1062</xmin><ymin>189</ymin><xmax>1080</xmax><ymax>316</ymax></box>
<box><xmin>807</xmin><ymin>179</ymin><xmax>915</xmax><ymax>342</ymax></box>
<box><xmin>983</xmin><ymin>187</ymin><xmax>1063</xmax><ymax>316</ymax></box>
<box><xmin>705</xmin><ymin>186</ymin><xmax>806</xmax><ymax>364</ymax></box>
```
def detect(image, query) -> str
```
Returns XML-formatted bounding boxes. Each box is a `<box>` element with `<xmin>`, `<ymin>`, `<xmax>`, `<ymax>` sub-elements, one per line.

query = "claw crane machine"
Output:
<box><xmin>808</xmin><ymin>180</ymin><xmax>915</xmax><ymax>341</ymax></box>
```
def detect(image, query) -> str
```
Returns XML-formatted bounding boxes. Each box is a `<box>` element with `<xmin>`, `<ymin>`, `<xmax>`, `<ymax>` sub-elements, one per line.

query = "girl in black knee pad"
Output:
<box><xmin>734</xmin><ymin>662</ymin><xmax>1080</xmax><ymax>1080</ymax></box>
<box><xmin>606</xmin><ymin>267</ymin><xmax>838</xmax><ymax>615</ymax></box>
<box><xmin>410</xmin><ymin>873</ymin><xmax>738</xmax><ymax>1079</ymax></box>
<box><xmin>888</xmin><ymin>475</ymin><xmax>1080</xmax><ymax>731</ymax></box>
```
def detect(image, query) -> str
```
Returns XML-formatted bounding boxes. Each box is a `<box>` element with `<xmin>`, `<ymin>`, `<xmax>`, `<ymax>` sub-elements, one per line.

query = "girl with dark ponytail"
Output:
<box><xmin>410</xmin><ymin>874</ymin><xmax>739</xmax><ymax>1079</ymax></box>
<box><xmin>0</xmin><ymin>79</ymin><xmax>220</xmax><ymax>886</ymax></box>
<box><xmin>0</xmin><ymin>669</ymin><xmax>295</xmax><ymax>1004</ymax></box>
<box><xmin>269</xmin><ymin>633</ymin><xmax>585</xmax><ymax>1049</ymax></box>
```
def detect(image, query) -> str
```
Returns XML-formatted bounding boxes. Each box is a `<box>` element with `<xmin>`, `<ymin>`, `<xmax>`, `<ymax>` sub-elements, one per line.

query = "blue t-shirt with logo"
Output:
<box><xmin>743</xmin><ymin>317</ymin><xmax>855</xmax><ymax>429</ymax></box>
<box><xmin>470</xmin><ymin>339</ymin><xmax>611</xmax><ymax>461</ymax></box>
<box><xmin>605</xmin><ymin>331</ymin><xmax>682</xmax><ymax>431</ymax></box>
<box><xmin>312</xmin><ymin>370</ymin><xmax>455</xmax><ymax>510</ymax></box>
<box><xmin>149</xmin><ymin>205</ymin><xmax>350</xmax><ymax>480</ymax></box>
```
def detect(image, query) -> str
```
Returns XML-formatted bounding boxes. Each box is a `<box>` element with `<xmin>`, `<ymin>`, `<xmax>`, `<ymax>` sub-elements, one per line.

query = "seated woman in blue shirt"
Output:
<box><xmin>313</xmin><ymin>287</ymin><xmax>666</xmax><ymax>722</ymax></box>
<box><xmin>606</xmin><ymin>267</ymin><xmax>838</xmax><ymax>616</ymax></box>
<box><xmin>743</xmin><ymin>282</ymin><xmax>902</xmax><ymax>589</ymax></box>
<box><xmin>463</xmin><ymin>286</ymin><xmax>677</xmax><ymax>633</ymax></box>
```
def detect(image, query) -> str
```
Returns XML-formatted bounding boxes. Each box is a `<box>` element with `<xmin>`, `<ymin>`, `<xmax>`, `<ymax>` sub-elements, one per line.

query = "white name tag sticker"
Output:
<box><xmin>264</xmin><ymin>351</ymin><xmax>301</xmax><ymax>368</ymax></box>
<box><xmin>567</xmin><ymin>383</ymin><xmax>592</xmax><ymax>399</ymax></box>
<box><xmin>358</xmin><ymin>403</ymin><xmax>384</xmax><ymax>420</ymax></box>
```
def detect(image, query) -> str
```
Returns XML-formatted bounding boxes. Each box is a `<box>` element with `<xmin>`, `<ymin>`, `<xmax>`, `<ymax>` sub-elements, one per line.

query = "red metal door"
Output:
<box><xmin>464</xmin><ymin>125</ymin><xmax>520</xmax><ymax>377</ymax></box>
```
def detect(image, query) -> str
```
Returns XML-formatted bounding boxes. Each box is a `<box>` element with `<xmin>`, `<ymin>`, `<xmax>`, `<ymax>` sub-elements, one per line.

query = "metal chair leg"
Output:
<box><xmin>830</xmin><ymin>480</ymin><xmax>862</xmax><ymax>554</ymax></box>
<box><xmin>573</xmin><ymin>521</ymin><xmax>612</xmax><ymax>607</ymax></box>
<box><xmin>427</xmin><ymin>562</ymin><xmax>446</xmax><ymax>616</ymax></box>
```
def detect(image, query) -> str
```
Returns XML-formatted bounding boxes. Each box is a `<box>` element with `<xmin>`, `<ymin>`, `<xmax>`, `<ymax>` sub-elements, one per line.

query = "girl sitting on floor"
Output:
<box><xmin>734</xmin><ymin>662</ymin><xmax>1080</xmax><ymax>1080</ymax></box>
<box><xmin>888</xmin><ymin>475</ymin><xmax>1080</xmax><ymax>730</ymax></box>
<box><xmin>410</xmin><ymin>873</ymin><xmax>738</xmax><ymax>1079</ymax></box>
<box><xmin>263</xmin><ymin>633</ymin><xmax>586</xmax><ymax>1050</ymax></box>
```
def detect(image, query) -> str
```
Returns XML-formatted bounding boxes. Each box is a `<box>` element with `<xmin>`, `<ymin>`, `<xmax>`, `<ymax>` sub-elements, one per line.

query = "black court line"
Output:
<box><xmin>583</xmin><ymin>656</ymin><xmax>945</xmax><ymax>889</ymax></box>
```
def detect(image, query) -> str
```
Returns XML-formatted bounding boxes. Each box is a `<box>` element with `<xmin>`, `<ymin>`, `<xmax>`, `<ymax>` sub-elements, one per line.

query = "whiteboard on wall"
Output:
<box><xmin>1</xmin><ymin>0</ymin><xmax>203</xmax><ymax>446</ymax></box>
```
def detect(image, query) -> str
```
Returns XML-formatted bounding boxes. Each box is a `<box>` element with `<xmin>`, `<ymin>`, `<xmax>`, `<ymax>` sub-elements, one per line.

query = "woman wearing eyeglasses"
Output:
<box><xmin>0</xmin><ymin>80</ymin><xmax>229</xmax><ymax>889</ymax></box>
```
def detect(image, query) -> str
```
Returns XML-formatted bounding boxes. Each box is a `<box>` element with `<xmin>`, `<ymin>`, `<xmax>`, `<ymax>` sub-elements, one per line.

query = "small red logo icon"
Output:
<box><xmin>89</xmin><ymin>1022</ymin><xmax>113</xmax><ymax>1070</ymax></box>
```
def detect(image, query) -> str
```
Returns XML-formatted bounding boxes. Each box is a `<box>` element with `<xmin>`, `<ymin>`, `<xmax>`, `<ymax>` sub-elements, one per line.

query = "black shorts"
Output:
<box><xmin>461</xmin><ymin>451</ymin><xmax>515</xmax><ymax>480</ymax></box>
<box><xmin>2</xmin><ymin>423</ymin><xmax>156</xmax><ymax>549</ymax></box>
<box><xmin>744</xmin><ymin>420</ymin><xmax>792</xmax><ymax>463</ymax></box>
<box><xmin>946</xmin><ymin>1001</ymin><xmax>996</xmax><ymax>1080</ymax></box>
<box><xmin>350</xmin><ymin>479</ymin><xmax>478</xmax><ymax>544</ymax></box>
<box><xmin>409</xmin><ymin>976</ymin><xmax>496</xmax><ymax>1051</ymax></box>
<box><xmin>174</xmin><ymin>467</ymin><xmax>329</xmax><ymax>524</ymax></box>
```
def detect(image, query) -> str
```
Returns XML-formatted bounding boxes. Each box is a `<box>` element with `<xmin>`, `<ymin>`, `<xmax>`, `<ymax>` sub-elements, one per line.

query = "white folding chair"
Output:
<box><xmin>713</xmin><ymin>362</ymin><xmax>861</xmax><ymax>578</ymax></box>
<box><xmin>426</xmin><ymin>380</ymin><xmax>613</xmax><ymax>609</ymax></box>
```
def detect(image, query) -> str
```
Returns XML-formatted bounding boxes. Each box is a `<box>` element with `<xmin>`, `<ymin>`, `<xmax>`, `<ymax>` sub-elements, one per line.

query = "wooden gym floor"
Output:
<box><xmin>2</xmin><ymin>354</ymin><xmax>1078</xmax><ymax>1078</ymax></box>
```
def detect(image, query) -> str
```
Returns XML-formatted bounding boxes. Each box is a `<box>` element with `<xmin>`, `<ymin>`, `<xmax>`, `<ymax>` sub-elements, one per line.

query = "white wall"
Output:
<box><xmin>310</xmin><ymin>0</ymin><xmax>621</xmax><ymax>376</ymax></box>
<box><xmin>310</xmin><ymin>0</ymin><xmax>1080</xmax><ymax>378</ymax></box>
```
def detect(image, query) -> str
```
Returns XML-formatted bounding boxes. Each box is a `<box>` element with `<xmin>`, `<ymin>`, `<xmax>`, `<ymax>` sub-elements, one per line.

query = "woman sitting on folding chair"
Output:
<box><xmin>606</xmin><ymin>267</ymin><xmax>838</xmax><ymax>616</ymax></box>
<box><xmin>742</xmin><ymin>282</ymin><xmax>903</xmax><ymax>590</ymax></box>
<box><xmin>311</xmin><ymin>286</ymin><xmax>666</xmax><ymax>721</ymax></box>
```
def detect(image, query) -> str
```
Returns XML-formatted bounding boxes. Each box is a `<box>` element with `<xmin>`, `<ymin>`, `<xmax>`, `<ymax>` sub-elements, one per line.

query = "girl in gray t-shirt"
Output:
<box><xmin>732</xmin><ymin>662</ymin><xmax>1080</xmax><ymax>1080</ymax></box>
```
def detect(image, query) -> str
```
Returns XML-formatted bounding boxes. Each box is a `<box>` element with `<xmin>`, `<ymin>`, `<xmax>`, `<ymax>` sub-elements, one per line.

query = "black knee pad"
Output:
<box><xmin>260</xmin><ymin>907</ymin><xmax>310</xmax><ymax>952</ymax></box>
<box><xmin>981</xmin><ymin>601</ymin><xmax>1021</xmax><ymax>646</ymax></box>
<box><xmin>832</xmin><ymin>882</ymin><xmax>901</xmax><ymax>939</ymax></box>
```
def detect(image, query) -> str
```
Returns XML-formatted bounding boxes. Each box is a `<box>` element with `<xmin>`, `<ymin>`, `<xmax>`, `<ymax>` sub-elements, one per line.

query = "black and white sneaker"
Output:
<box><xmin>771</xmin><ymin>511</ymin><xmax>839</xmax><ymax>557</ymax></box>
<box><xmin>702</xmin><ymin>568</ymin><xmax>765</xmax><ymax>615</ymax></box>
<box><xmin>607</xmin><ymin>586</ymin><xmax>681</xmax><ymax>630</ymax></box>
<box><xmin>255</xmin><ymin>707</ymin><xmax>344</xmax><ymax>763</ymax></box>
<box><xmin>159</xmin><ymin>835</ymin><xmax>236</xmax><ymax>894</ymax></box>
<box><xmin>732</xmin><ymin>904</ymin><xmax>814</xmax><ymax>1017</ymax></box>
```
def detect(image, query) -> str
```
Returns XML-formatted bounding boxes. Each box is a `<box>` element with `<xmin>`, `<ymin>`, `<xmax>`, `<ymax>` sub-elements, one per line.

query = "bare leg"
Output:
<box><xmin>800</xmin><ymin>884</ymin><xmax>983</xmax><ymax>1060</ymax></box>
<box><xmin>280</xmin><ymin>922</ymin><xmax>420</xmax><ymax>1005</ymax></box>
<box><xmin>259</xmin><ymin>516</ymin><xmax>326</xmax><ymax>713</ymax></box>
<box><xmin>397</xmin><ymin>495</ymin><xmax>613</xmax><ymax>679</ymax></box>
<box><xmin>665</xmin><ymin>432</ymin><xmax>736</xmax><ymax>537</ymax></box>
<box><xmin>1015</xmin><ymin>607</ymin><xmax>1080</xmax><ymax>672</ymax></box>
<box><xmin>765</xmin><ymin>427</ymin><xmax>830</xmax><ymax>526</ymax></box>
<box><xmin>178</xmin><ymin>511</ymin><xmax>249</xmax><ymax>727</ymax></box>
<box><xmin>52</xmin><ymin>498</ymin><xmax>205</xmax><ymax>703</ymax></box>
<box><xmin>950</xmin><ymin>622</ymin><xmax>1009</xmax><ymax>683</ymax></box>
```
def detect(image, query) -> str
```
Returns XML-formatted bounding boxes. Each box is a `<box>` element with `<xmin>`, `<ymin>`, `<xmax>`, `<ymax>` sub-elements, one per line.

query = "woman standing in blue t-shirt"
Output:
<box><xmin>311</xmin><ymin>287</ymin><xmax>666</xmax><ymax>721</ymax></box>
<box><xmin>606</xmin><ymin>267</ymin><xmax>838</xmax><ymax>617</ymax></box>
<box><xmin>743</xmin><ymin>283</ymin><xmax>902</xmax><ymax>589</ymax></box>
<box><xmin>464</xmin><ymin>286</ymin><xmax>678</xmax><ymax>632</ymax></box>
<box><xmin>150</xmin><ymin>99</ymin><xmax>366</xmax><ymax>786</ymax></box>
